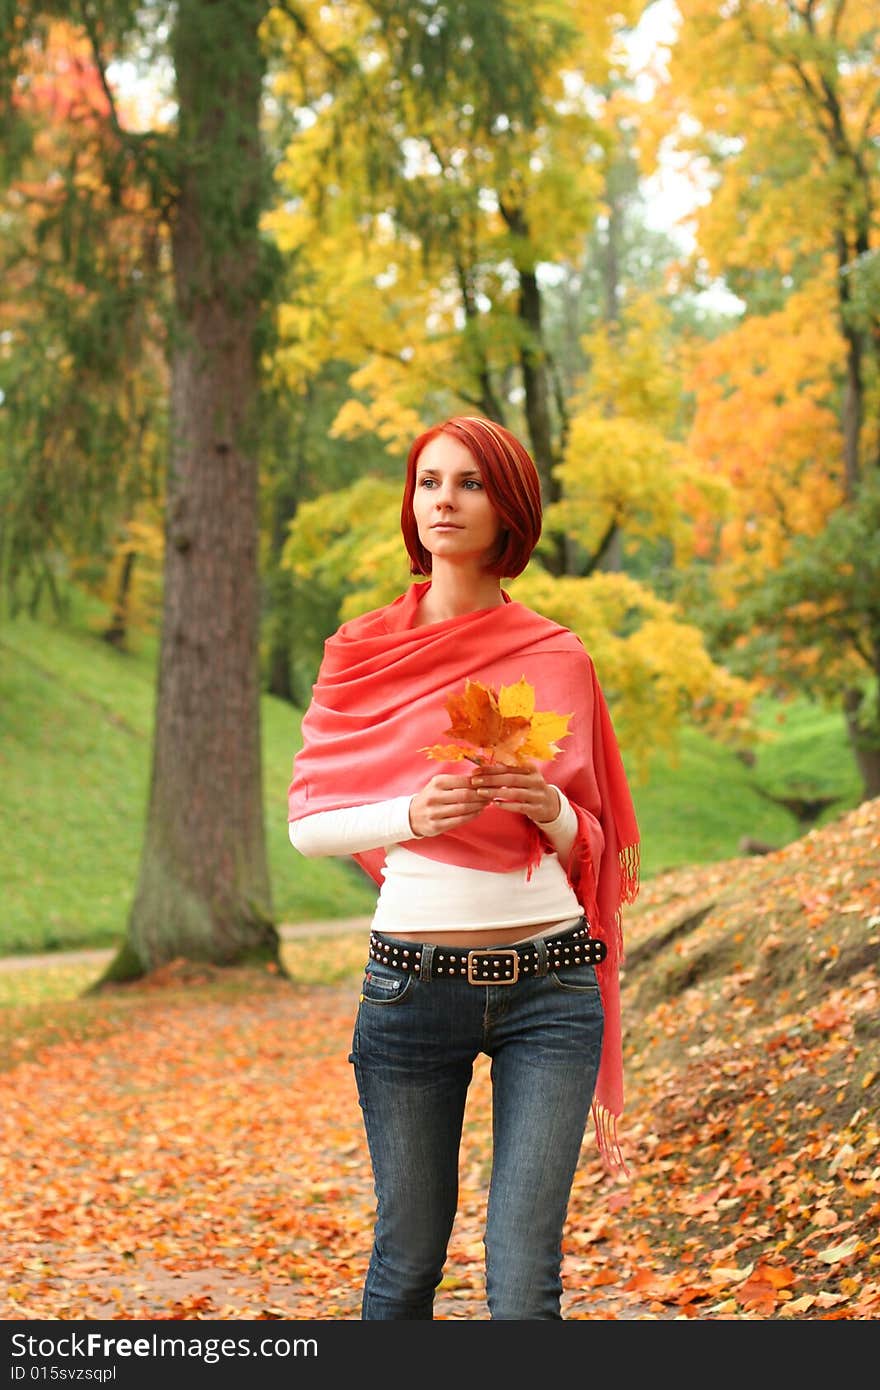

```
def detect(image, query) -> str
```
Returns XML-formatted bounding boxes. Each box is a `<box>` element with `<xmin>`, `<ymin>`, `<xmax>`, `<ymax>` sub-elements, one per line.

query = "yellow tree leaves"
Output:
<box><xmin>509</xmin><ymin>568</ymin><xmax>757</xmax><ymax>773</ymax></box>
<box><xmin>644</xmin><ymin>0</ymin><xmax>879</xmax><ymax>498</ymax></box>
<box><xmin>281</xmin><ymin>477</ymin><xmax>411</xmax><ymax>618</ymax></box>
<box><xmin>548</xmin><ymin>295</ymin><xmax>720</xmax><ymax>566</ymax></box>
<box><xmin>646</xmin><ymin>0</ymin><xmax>879</xmax><ymax>283</ymax></box>
<box><xmin>422</xmin><ymin>677</ymin><xmax>572</xmax><ymax>767</ymax></box>
<box><xmin>92</xmin><ymin>507</ymin><xmax>166</xmax><ymax>640</ymax></box>
<box><xmin>263</xmin><ymin>0</ymin><xmax>633</xmax><ymax>441</ymax></box>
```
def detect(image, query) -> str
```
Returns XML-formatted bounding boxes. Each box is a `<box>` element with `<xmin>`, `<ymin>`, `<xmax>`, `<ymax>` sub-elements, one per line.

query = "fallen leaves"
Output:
<box><xmin>1</xmin><ymin>798</ymin><xmax>879</xmax><ymax>1319</ymax></box>
<box><xmin>596</xmin><ymin>795</ymin><xmax>880</xmax><ymax>1320</ymax></box>
<box><xmin>422</xmin><ymin>676</ymin><xmax>572</xmax><ymax>767</ymax></box>
<box><xmin>736</xmin><ymin>1262</ymin><xmax>796</xmax><ymax>1315</ymax></box>
<box><xmin>0</xmin><ymin>975</ymin><xmax>373</xmax><ymax>1320</ymax></box>
<box><xmin>816</xmin><ymin>1235</ymin><xmax>862</xmax><ymax>1265</ymax></box>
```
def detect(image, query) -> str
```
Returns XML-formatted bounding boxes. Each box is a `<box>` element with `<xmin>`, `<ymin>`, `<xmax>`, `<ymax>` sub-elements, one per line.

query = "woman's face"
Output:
<box><xmin>412</xmin><ymin>434</ymin><xmax>502</xmax><ymax>570</ymax></box>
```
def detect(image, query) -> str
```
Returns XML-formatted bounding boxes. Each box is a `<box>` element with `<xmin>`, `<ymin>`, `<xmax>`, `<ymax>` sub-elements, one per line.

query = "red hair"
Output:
<box><xmin>401</xmin><ymin>416</ymin><xmax>543</xmax><ymax>579</ymax></box>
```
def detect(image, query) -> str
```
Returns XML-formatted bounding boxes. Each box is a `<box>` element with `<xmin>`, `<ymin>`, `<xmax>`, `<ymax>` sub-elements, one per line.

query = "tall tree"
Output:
<box><xmin>647</xmin><ymin>0</ymin><xmax>880</xmax><ymax>796</ymax></box>
<box><xmin>653</xmin><ymin>0</ymin><xmax>878</xmax><ymax>490</ymax></box>
<box><xmin>2</xmin><ymin>2</ymin><xmax>282</xmax><ymax>978</ymax></box>
<box><xmin>0</xmin><ymin>19</ymin><xmax>167</xmax><ymax>624</ymax></box>
<box><xmin>122</xmin><ymin>0</ymin><xmax>277</xmax><ymax>976</ymax></box>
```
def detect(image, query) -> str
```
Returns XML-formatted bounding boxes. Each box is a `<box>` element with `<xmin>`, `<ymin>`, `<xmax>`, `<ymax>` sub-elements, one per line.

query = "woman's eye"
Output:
<box><xmin>418</xmin><ymin>476</ymin><xmax>481</xmax><ymax>489</ymax></box>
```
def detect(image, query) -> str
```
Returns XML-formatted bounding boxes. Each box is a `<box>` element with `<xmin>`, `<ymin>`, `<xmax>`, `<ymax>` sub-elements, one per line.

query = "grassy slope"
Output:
<box><xmin>0</xmin><ymin>595</ymin><xmax>377</xmax><ymax>954</ymax></box>
<box><xmin>0</xmin><ymin>592</ymin><xmax>864</xmax><ymax>954</ymax></box>
<box><xmin>635</xmin><ymin>691</ymin><xmax>863</xmax><ymax>876</ymax></box>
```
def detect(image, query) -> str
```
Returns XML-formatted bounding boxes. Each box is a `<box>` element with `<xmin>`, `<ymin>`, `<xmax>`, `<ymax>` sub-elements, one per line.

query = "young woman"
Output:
<box><xmin>287</xmin><ymin>415</ymin><xmax>639</xmax><ymax>1320</ymax></box>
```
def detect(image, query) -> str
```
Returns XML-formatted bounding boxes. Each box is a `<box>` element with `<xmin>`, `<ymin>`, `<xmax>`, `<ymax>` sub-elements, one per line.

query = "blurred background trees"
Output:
<box><xmin>1</xmin><ymin>0</ymin><xmax>877</xmax><ymax>967</ymax></box>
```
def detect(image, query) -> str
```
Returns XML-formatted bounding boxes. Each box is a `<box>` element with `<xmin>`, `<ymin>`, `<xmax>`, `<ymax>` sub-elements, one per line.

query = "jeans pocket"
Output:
<box><xmin>359</xmin><ymin>961</ymin><xmax>413</xmax><ymax>1006</ymax></box>
<box><xmin>549</xmin><ymin>963</ymin><xmax>601</xmax><ymax>994</ymax></box>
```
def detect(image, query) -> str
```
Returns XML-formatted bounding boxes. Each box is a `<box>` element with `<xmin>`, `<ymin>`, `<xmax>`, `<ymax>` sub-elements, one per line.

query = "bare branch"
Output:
<box><xmin>79</xmin><ymin>4</ymin><xmax>129</xmax><ymax>147</ymax></box>
<box><xmin>830</xmin><ymin>0</ymin><xmax>848</xmax><ymax>41</ymax></box>
<box><xmin>272</xmin><ymin>0</ymin><xmax>359</xmax><ymax>81</ymax></box>
<box><xmin>77</xmin><ymin>2</ymin><xmax>176</xmax><ymax>216</ymax></box>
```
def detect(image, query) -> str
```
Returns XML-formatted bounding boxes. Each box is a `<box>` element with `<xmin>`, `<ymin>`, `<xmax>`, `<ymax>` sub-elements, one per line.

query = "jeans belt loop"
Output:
<box><xmin>534</xmin><ymin>935</ymin><xmax>549</xmax><ymax>978</ymax></box>
<box><xmin>419</xmin><ymin>943</ymin><xmax>435</xmax><ymax>982</ymax></box>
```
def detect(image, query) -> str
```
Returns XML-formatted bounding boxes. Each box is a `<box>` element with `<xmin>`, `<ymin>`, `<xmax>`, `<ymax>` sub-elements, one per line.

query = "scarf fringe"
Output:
<box><xmin>568</xmin><ymin>825</ymin><xmax>600</xmax><ymax>933</ymax></box>
<box><xmin>592</xmin><ymin>1101</ymin><xmax>629</xmax><ymax>1178</ymax></box>
<box><xmin>525</xmin><ymin>821</ymin><xmax>544</xmax><ymax>881</ymax></box>
<box><xmin>619</xmin><ymin>841</ymin><xmax>640</xmax><ymax>905</ymax></box>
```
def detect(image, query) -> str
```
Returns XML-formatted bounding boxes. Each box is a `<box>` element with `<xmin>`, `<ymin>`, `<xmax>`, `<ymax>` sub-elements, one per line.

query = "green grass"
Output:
<box><xmin>633</xmin><ymin>697</ymin><xmax>862</xmax><ymax>877</ymax></box>
<box><xmin>0</xmin><ymin>587</ymin><xmax>865</xmax><ymax>955</ymax></box>
<box><xmin>0</xmin><ymin>589</ymin><xmax>377</xmax><ymax>955</ymax></box>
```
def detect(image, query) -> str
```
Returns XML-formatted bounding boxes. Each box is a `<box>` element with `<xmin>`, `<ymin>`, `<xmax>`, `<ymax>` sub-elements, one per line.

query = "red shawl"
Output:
<box><xmin>288</xmin><ymin>582</ymin><xmax>640</xmax><ymax>1171</ymax></box>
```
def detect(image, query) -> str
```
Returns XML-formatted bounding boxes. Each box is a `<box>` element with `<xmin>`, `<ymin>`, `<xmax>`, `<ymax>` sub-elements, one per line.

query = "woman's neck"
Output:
<box><xmin>415</xmin><ymin>566</ymin><xmax>504</xmax><ymax>625</ymax></box>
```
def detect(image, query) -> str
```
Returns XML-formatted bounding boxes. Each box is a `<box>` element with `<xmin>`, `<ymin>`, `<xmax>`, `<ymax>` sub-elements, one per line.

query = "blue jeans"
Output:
<box><xmin>348</xmin><ymin>924</ymin><xmax>604</xmax><ymax>1320</ymax></box>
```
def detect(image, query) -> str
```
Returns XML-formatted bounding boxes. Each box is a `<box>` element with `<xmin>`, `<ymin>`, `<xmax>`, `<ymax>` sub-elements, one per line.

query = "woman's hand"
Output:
<box><xmin>469</xmin><ymin>763</ymin><xmax>560</xmax><ymax>825</ymax></box>
<box><xmin>408</xmin><ymin>772</ymin><xmax>491</xmax><ymax>838</ymax></box>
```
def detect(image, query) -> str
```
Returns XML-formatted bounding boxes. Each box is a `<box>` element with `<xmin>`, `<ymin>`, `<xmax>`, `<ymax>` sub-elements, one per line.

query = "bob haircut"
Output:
<box><xmin>401</xmin><ymin>416</ymin><xmax>543</xmax><ymax>580</ymax></box>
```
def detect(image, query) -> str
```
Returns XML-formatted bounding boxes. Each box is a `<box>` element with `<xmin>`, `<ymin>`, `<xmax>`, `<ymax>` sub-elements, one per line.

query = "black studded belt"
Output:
<box><xmin>367</xmin><ymin>919</ymin><xmax>606</xmax><ymax>986</ymax></box>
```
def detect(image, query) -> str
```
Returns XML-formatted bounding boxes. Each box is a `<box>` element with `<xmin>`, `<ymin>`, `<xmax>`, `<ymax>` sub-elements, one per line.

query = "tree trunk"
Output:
<box><xmin>843</xmin><ymin>684</ymin><xmax>880</xmax><ymax>801</ymax></box>
<box><xmin>102</xmin><ymin>545</ymin><xmax>136</xmax><ymax>650</ymax></box>
<box><xmin>454</xmin><ymin>256</ymin><xmax>508</xmax><ymax>424</ymax></box>
<box><xmin>595</xmin><ymin>160</ymin><xmax>623</xmax><ymax>574</ymax></box>
<box><xmin>501</xmin><ymin>198</ymin><xmax>568</xmax><ymax>575</ymax></box>
<box><xmin>837</xmin><ymin>229</ymin><xmax>865</xmax><ymax>502</ymax></box>
<box><xmin>100</xmin><ymin>0</ymin><xmax>279</xmax><ymax>980</ymax></box>
<box><xmin>603</xmin><ymin>198</ymin><xmax>620</xmax><ymax>327</ymax></box>
<box><xmin>516</xmin><ymin>264</ymin><xmax>568</xmax><ymax>575</ymax></box>
<box><xmin>265</xmin><ymin>568</ymin><xmax>296</xmax><ymax>703</ymax></box>
<box><xmin>517</xmin><ymin>267</ymin><xmax>557</xmax><ymax>499</ymax></box>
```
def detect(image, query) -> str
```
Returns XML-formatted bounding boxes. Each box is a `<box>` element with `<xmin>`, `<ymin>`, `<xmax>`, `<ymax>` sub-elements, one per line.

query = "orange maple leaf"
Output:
<box><xmin>421</xmin><ymin>677</ymin><xmax>572</xmax><ymax>767</ymax></box>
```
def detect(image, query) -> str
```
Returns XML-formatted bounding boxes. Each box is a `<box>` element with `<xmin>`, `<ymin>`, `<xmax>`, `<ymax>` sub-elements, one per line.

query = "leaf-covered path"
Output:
<box><xmin>3</xmin><ymin>979</ymin><xmax>372</xmax><ymax>1320</ymax></box>
<box><xmin>0</xmin><ymin>968</ymin><xmax>661</xmax><ymax>1321</ymax></box>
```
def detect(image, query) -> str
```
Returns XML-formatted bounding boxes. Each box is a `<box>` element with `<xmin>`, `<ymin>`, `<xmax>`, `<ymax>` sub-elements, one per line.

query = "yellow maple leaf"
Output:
<box><xmin>496</xmin><ymin>675</ymin><xmax>535</xmax><ymax>720</ymax></box>
<box><xmin>421</xmin><ymin>676</ymin><xmax>572</xmax><ymax>767</ymax></box>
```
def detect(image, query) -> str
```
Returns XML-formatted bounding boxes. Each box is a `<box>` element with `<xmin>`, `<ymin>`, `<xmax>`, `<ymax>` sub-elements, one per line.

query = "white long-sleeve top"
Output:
<box><xmin>289</xmin><ymin>787</ymin><xmax>586</xmax><ymax>935</ymax></box>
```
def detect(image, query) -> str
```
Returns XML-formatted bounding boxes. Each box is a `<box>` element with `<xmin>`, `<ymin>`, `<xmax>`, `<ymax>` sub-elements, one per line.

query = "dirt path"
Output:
<box><xmin>0</xmin><ymin>917</ymin><xmax>374</xmax><ymax>972</ymax></box>
<box><xmin>1</xmin><ymin>972</ymin><xmax>663</xmax><ymax>1321</ymax></box>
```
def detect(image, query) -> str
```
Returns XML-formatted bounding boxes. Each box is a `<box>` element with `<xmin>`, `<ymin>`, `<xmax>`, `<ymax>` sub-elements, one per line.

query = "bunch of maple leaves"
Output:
<box><xmin>421</xmin><ymin>676</ymin><xmax>572</xmax><ymax>767</ymax></box>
